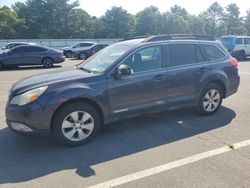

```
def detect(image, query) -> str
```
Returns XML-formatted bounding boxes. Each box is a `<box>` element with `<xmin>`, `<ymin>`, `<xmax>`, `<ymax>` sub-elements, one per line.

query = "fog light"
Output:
<box><xmin>10</xmin><ymin>122</ymin><xmax>33</xmax><ymax>132</ymax></box>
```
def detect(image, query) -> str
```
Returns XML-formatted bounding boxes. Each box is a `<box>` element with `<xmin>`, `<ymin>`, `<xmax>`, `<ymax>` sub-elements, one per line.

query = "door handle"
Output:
<box><xmin>153</xmin><ymin>75</ymin><xmax>167</xmax><ymax>81</ymax></box>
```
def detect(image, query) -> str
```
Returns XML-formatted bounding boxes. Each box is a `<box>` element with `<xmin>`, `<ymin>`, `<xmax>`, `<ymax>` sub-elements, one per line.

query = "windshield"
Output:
<box><xmin>79</xmin><ymin>44</ymin><xmax>132</xmax><ymax>73</ymax></box>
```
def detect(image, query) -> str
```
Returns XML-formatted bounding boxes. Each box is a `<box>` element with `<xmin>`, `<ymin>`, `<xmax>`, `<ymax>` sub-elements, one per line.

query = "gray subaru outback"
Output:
<box><xmin>5</xmin><ymin>35</ymin><xmax>240</xmax><ymax>146</ymax></box>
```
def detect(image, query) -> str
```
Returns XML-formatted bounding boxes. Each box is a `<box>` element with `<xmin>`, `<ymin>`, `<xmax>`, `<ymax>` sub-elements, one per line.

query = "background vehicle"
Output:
<box><xmin>0</xmin><ymin>45</ymin><xmax>65</xmax><ymax>69</ymax></box>
<box><xmin>6</xmin><ymin>34</ymin><xmax>240</xmax><ymax>146</ymax></box>
<box><xmin>1</xmin><ymin>42</ymin><xmax>36</xmax><ymax>50</ymax></box>
<box><xmin>220</xmin><ymin>36</ymin><xmax>250</xmax><ymax>61</ymax></box>
<box><xmin>73</xmin><ymin>43</ymin><xmax>109</xmax><ymax>60</ymax></box>
<box><xmin>61</xmin><ymin>42</ymin><xmax>95</xmax><ymax>58</ymax></box>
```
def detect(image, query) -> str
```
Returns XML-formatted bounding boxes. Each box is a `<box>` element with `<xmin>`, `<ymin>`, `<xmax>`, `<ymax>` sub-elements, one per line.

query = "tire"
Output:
<box><xmin>237</xmin><ymin>51</ymin><xmax>246</xmax><ymax>61</ymax></box>
<box><xmin>42</xmin><ymin>58</ymin><xmax>54</xmax><ymax>68</ymax></box>
<box><xmin>79</xmin><ymin>52</ymin><xmax>87</xmax><ymax>60</ymax></box>
<box><xmin>65</xmin><ymin>51</ymin><xmax>73</xmax><ymax>58</ymax></box>
<box><xmin>52</xmin><ymin>102</ymin><xmax>101</xmax><ymax>146</ymax></box>
<box><xmin>197</xmin><ymin>84</ymin><xmax>223</xmax><ymax>115</ymax></box>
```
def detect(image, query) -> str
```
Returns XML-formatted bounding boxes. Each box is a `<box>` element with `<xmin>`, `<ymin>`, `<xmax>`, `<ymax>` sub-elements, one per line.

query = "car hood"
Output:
<box><xmin>10</xmin><ymin>69</ymin><xmax>95</xmax><ymax>95</ymax></box>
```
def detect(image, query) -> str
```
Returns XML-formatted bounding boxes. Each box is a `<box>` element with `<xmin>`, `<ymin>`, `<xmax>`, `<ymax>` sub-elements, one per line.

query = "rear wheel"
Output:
<box><xmin>42</xmin><ymin>58</ymin><xmax>54</xmax><ymax>68</ymax></box>
<box><xmin>52</xmin><ymin>102</ymin><xmax>101</xmax><ymax>146</ymax></box>
<box><xmin>237</xmin><ymin>51</ymin><xmax>245</xmax><ymax>61</ymax></box>
<box><xmin>197</xmin><ymin>84</ymin><xmax>223</xmax><ymax>115</ymax></box>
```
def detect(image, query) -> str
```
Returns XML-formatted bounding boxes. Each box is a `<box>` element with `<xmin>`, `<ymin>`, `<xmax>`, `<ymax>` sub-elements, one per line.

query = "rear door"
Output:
<box><xmin>165</xmin><ymin>43</ymin><xmax>210</xmax><ymax>106</ymax></box>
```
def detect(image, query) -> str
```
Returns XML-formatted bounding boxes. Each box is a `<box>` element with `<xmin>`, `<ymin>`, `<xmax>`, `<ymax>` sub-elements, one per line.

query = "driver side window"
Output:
<box><xmin>123</xmin><ymin>45</ymin><xmax>163</xmax><ymax>73</ymax></box>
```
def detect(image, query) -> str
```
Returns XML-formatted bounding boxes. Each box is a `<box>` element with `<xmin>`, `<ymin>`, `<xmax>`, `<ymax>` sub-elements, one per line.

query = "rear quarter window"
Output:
<box><xmin>201</xmin><ymin>44</ymin><xmax>225</xmax><ymax>61</ymax></box>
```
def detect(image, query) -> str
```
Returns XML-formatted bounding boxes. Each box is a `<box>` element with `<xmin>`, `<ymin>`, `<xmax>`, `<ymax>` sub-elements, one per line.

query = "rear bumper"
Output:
<box><xmin>54</xmin><ymin>56</ymin><xmax>65</xmax><ymax>63</ymax></box>
<box><xmin>226</xmin><ymin>75</ymin><xmax>240</xmax><ymax>98</ymax></box>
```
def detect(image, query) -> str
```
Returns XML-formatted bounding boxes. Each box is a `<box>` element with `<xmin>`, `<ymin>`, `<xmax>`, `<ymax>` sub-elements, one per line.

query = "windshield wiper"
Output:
<box><xmin>78</xmin><ymin>67</ymin><xmax>92</xmax><ymax>73</ymax></box>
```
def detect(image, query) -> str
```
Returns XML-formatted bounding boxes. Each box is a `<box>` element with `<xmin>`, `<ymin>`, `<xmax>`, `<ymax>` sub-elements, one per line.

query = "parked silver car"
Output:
<box><xmin>61</xmin><ymin>42</ymin><xmax>95</xmax><ymax>58</ymax></box>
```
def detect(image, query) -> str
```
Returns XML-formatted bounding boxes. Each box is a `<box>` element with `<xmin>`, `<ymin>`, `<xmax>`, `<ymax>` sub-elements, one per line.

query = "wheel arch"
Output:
<box><xmin>42</xmin><ymin>56</ymin><xmax>54</xmax><ymax>64</ymax></box>
<box><xmin>50</xmin><ymin>97</ymin><xmax>104</xmax><ymax>130</ymax></box>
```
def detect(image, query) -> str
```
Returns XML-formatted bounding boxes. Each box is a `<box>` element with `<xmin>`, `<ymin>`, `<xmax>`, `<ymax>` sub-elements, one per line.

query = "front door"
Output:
<box><xmin>4</xmin><ymin>46</ymin><xmax>27</xmax><ymax>66</ymax></box>
<box><xmin>108</xmin><ymin>45</ymin><xmax>167</xmax><ymax>117</ymax></box>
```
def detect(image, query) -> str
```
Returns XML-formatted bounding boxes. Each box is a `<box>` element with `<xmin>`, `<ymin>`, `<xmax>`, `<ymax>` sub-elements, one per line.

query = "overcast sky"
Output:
<box><xmin>1</xmin><ymin>0</ymin><xmax>249</xmax><ymax>17</ymax></box>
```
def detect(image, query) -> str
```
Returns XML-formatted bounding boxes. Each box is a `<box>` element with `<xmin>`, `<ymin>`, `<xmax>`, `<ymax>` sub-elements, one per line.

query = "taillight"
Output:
<box><xmin>230</xmin><ymin>58</ymin><xmax>239</xmax><ymax>68</ymax></box>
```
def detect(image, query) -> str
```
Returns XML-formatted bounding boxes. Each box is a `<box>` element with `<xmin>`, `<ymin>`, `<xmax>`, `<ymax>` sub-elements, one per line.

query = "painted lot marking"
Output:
<box><xmin>89</xmin><ymin>139</ymin><xmax>250</xmax><ymax>188</ymax></box>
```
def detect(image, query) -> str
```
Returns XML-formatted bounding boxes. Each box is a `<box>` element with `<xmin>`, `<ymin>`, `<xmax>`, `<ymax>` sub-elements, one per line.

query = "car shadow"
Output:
<box><xmin>0</xmin><ymin>65</ymin><xmax>62</xmax><ymax>71</ymax></box>
<box><xmin>0</xmin><ymin>106</ymin><xmax>236</xmax><ymax>184</ymax></box>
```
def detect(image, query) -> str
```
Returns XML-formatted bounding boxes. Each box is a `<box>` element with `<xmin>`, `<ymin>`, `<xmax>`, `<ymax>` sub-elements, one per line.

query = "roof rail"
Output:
<box><xmin>119</xmin><ymin>36</ymin><xmax>148</xmax><ymax>42</ymax></box>
<box><xmin>142</xmin><ymin>34</ymin><xmax>216</xmax><ymax>42</ymax></box>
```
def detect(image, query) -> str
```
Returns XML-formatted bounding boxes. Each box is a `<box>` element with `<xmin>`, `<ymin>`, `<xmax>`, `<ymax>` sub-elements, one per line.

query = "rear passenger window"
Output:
<box><xmin>168</xmin><ymin>44</ymin><xmax>196</xmax><ymax>67</ymax></box>
<box><xmin>196</xmin><ymin>45</ymin><xmax>205</xmax><ymax>63</ymax></box>
<box><xmin>201</xmin><ymin>44</ymin><xmax>225</xmax><ymax>61</ymax></box>
<box><xmin>236</xmin><ymin>38</ymin><xmax>242</xmax><ymax>44</ymax></box>
<box><xmin>244</xmin><ymin>38</ymin><xmax>250</xmax><ymax>45</ymax></box>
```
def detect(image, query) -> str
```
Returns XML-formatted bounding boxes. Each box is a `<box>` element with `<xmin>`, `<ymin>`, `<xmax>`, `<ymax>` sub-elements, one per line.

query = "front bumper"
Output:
<box><xmin>54</xmin><ymin>56</ymin><xmax>65</xmax><ymax>63</ymax></box>
<box><xmin>5</xmin><ymin>102</ymin><xmax>51</xmax><ymax>136</ymax></box>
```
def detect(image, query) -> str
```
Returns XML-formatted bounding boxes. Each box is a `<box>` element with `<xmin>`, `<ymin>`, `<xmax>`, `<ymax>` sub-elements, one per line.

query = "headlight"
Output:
<box><xmin>10</xmin><ymin>86</ymin><xmax>48</xmax><ymax>106</ymax></box>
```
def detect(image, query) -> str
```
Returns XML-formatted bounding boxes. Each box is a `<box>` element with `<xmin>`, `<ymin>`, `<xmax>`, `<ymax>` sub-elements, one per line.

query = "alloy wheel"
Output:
<box><xmin>61</xmin><ymin>111</ymin><xmax>94</xmax><ymax>141</ymax></box>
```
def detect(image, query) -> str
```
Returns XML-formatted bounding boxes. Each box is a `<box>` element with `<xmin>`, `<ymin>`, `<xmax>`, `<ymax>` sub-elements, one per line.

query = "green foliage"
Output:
<box><xmin>135</xmin><ymin>6</ymin><xmax>162</xmax><ymax>35</ymax></box>
<box><xmin>245</xmin><ymin>10</ymin><xmax>250</xmax><ymax>35</ymax></box>
<box><xmin>0</xmin><ymin>1</ymin><xmax>249</xmax><ymax>39</ymax></box>
<box><xmin>100</xmin><ymin>7</ymin><xmax>135</xmax><ymax>38</ymax></box>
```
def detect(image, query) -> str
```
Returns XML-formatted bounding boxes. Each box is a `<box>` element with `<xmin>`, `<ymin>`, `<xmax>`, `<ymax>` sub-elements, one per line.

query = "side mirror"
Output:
<box><xmin>1</xmin><ymin>47</ymin><xmax>5</xmax><ymax>50</ymax></box>
<box><xmin>118</xmin><ymin>64</ymin><xmax>132</xmax><ymax>76</ymax></box>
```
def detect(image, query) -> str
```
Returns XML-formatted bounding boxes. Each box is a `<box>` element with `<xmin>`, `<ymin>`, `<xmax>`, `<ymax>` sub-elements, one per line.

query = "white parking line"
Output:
<box><xmin>89</xmin><ymin>139</ymin><xmax>250</xmax><ymax>188</ymax></box>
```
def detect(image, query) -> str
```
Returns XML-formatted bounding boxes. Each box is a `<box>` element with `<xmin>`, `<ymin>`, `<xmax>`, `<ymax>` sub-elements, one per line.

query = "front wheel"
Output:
<box><xmin>52</xmin><ymin>102</ymin><xmax>101</xmax><ymax>146</ymax></box>
<box><xmin>197</xmin><ymin>84</ymin><xmax>223</xmax><ymax>115</ymax></box>
<box><xmin>79</xmin><ymin>52</ymin><xmax>87</xmax><ymax>60</ymax></box>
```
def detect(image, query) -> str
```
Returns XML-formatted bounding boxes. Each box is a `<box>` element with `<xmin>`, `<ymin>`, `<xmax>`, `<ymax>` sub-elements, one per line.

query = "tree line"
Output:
<box><xmin>0</xmin><ymin>0</ymin><xmax>250</xmax><ymax>39</ymax></box>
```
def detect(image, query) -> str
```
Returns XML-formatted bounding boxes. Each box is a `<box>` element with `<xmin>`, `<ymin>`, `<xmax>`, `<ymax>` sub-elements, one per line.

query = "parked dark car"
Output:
<box><xmin>6</xmin><ymin>34</ymin><xmax>240</xmax><ymax>146</ymax></box>
<box><xmin>61</xmin><ymin>42</ymin><xmax>95</xmax><ymax>58</ymax></box>
<box><xmin>0</xmin><ymin>45</ymin><xmax>65</xmax><ymax>69</ymax></box>
<box><xmin>73</xmin><ymin>43</ymin><xmax>109</xmax><ymax>60</ymax></box>
<box><xmin>1</xmin><ymin>42</ymin><xmax>36</xmax><ymax>50</ymax></box>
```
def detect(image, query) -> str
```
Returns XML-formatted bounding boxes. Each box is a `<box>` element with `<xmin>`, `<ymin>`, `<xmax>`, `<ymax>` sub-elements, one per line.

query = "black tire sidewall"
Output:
<box><xmin>65</xmin><ymin>51</ymin><xmax>72</xmax><ymax>58</ymax></box>
<box><xmin>237</xmin><ymin>51</ymin><xmax>245</xmax><ymax>61</ymax></box>
<box><xmin>43</xmin><ymin>58</ymin><xmax>54</xmax><ymax>68</ymax></box>
<box><xmin>198</xmin><ymin>84</ymin><xmax>223</xmax><ymax>115</ymax></box>
<box><xmin>79</xmin><ymin>52</ymin><xmax>87</xmax><ymax>60</ymax></box>
<box><xmin>52</xmin><ymin>102</ymin><xmax>101</xmax><ymax>146</ymax></box>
